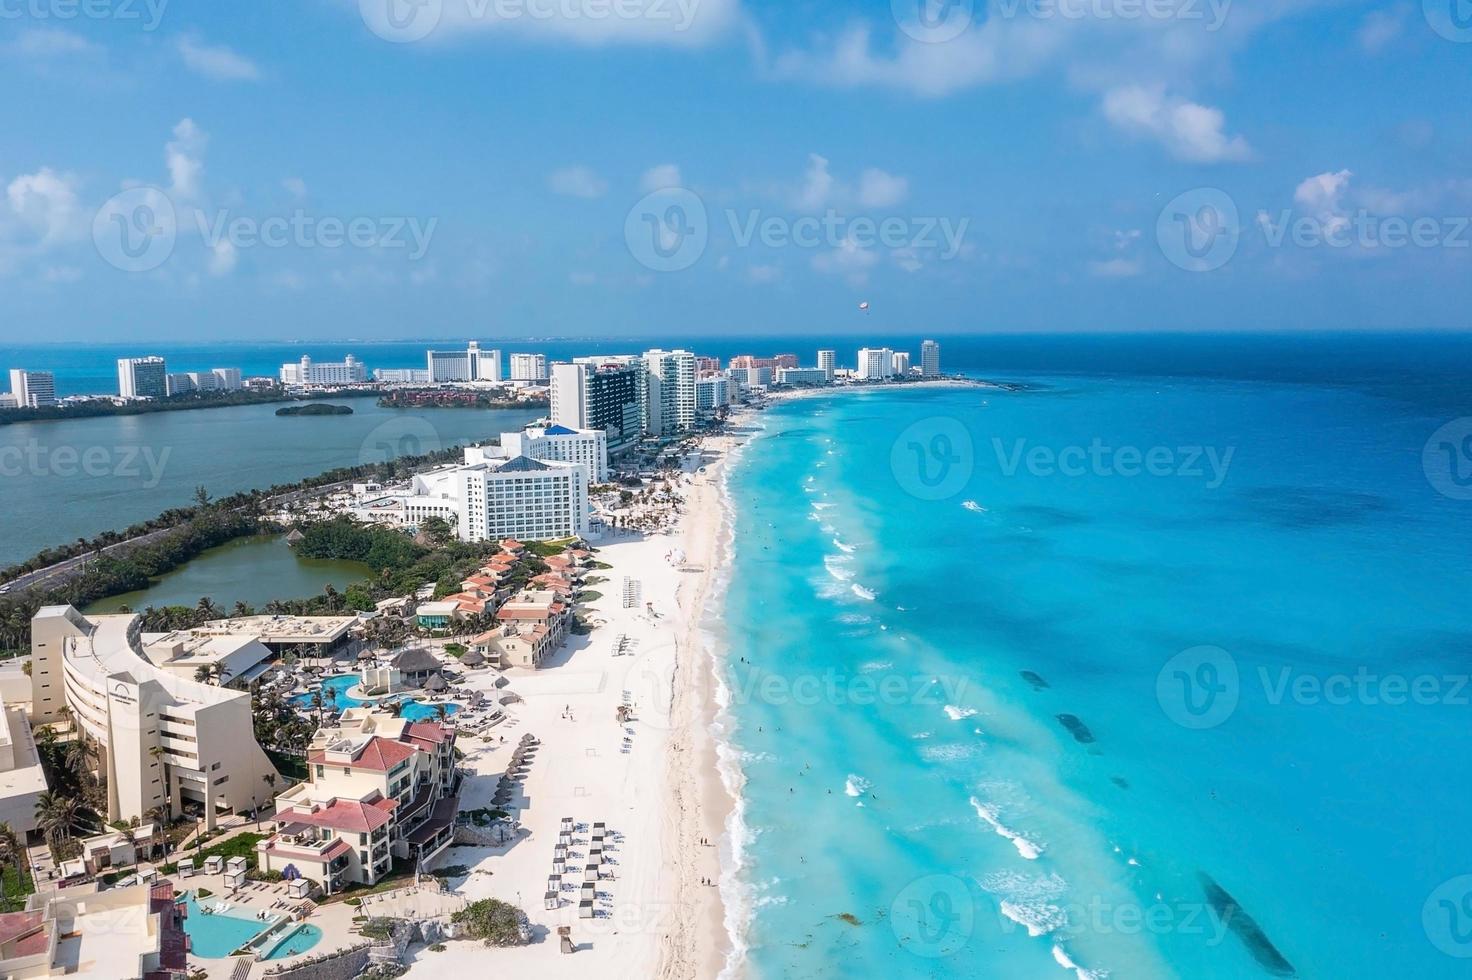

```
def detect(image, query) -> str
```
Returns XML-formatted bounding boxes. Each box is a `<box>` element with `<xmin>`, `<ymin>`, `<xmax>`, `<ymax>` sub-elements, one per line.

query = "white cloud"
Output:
<box><xmin>548</xmin><ymin>166</ymin><xmax>608</xmax><ymax>199</ymax></box>
<box><xmin>1088</xmin><ymin>257</ymin><xmax>1143</xmax><ymax>278</ymax></box>
<box><xmin>208</xmin><ymin>240</ymin><xmax>238</xmax><ymax>277</ymax></box>
<box><xmin>177</xmin><ymin>35</ymin><xmax>261</xmax><ymax>81</ymax></box>
<box><xmin>747</xmin><ymin>264</ymin><xmax>781</xmax><ymax>283</ymax></box>
<box><xmin>167</xmin><ymin>119</ymin><xmax>208</xmax><ymax>200</ymax></box>
<box><xmin>1357</xmin><ymin>10</ymin><xmax>1402</xmax><ymax>53</ymax></box>
<box><xmin>5</xmin><ymin>28</ymin><xmax>99</xmax><ymax>58</ymax></box>
<box><xmin>1102</xmin><ymin>86</ymin><xmax>1252</xmax><ymax>163</ymax></box>
<box><xmin>367</xmin><ymin>0</ymin><xmax>742</xmax><ymax>47</ymax></box>
<box><xmin>640</xmin><ymin>164</ymin><xmax>683</xmax><ymax>192</ymax></box>
<box><xmin>282</xmin><ymin>177</ymin><xmax>308</xmax><ymax>199</ymax></box>
<box><xmin>812</xmin><ymin>235</ymin><xmax>880</xmax><ymax>285</ymax></box>
<box><xmin>794</xmin><ymin>153</ymin><xmax>835</xmax><ymax>210</ymax></box>
<box><xmin>6</xmin><ymin>168</ymin><xmax>83</xmax><ymax>247</ymax></box>
<box><xmin>857</xmin><ymin>168</ymin><xmax>908</xmax><ymax>208</ymax></box>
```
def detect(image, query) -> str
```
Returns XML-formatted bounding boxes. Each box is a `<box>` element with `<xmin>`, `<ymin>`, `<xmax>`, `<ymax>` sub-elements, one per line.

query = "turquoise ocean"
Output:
<box><xmin>714</xmin><ymin>349</ymin><xmax>1472</xmax><ymax>978</ymax></box>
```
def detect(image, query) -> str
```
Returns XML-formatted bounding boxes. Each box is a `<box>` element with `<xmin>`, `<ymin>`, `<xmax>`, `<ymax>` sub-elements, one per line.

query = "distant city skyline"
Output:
<box><xmin>1</xmin><ymin>4</ymin><xmax>1468</xmax><ymax>341</ymax></box>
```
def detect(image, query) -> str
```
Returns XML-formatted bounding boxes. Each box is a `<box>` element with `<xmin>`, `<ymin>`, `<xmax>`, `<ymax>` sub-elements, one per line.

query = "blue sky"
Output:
<box><xmin>1</xmin><ymin>0</ymin><xmax>1469</xmax><ymax>341</ymax></box>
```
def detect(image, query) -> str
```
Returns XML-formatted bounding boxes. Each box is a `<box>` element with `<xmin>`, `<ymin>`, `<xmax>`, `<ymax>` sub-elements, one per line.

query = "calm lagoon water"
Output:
<box><xmin>84</xmin><ymin>535</ymin><xmax>370</xmax><ymax>614</ymax></box>
<box><xmin>720</xmin><ymin>370</ymin><xmax>1472</xmax><ymax>979</ymax></box>
<box><xmin>0</xmin><ymin>400</ymin><xmax>540</xmax><ymax>567</ymax></box>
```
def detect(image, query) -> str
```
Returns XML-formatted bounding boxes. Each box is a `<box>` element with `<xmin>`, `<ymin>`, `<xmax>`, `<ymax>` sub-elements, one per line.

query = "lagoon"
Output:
<box><xmin>1</xmin><ymin>399</ymin><xmax>541</xmax><ymax>568</ymax></box>
<box><xmin>85</xmin><ymin>535</ymin><xmax>371</xmax><ymax>614</ymax></box>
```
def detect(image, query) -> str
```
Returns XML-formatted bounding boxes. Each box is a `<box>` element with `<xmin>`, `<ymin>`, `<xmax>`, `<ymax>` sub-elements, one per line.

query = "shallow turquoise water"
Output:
<box><xmin>293</xmin><ymin>673</ymin><xmax>459</xmax><ymax>721</ymax></box>
<box><xmin>179</xmin><ymin>893</ymin><xmax>273</xmax><ymax>959</ymax></box>
<box><xmin>262</xmin><ymin>923</ymin><xmax>323</xmax><ymax>960</ymax></box>
<box><xmin>720</xmin><ymin>377</ymin><xmax>1472</xmax><ymax>978</ymax></box>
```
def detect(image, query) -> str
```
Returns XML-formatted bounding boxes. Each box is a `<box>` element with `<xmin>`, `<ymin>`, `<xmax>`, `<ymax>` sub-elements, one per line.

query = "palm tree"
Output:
<box><xmin>34</xmin><ymin>792</ymin><xmax>93</xmax><ymax>852</ymax></box>
<box><xmin>196</xmin><ymin>597</ymin><xmax>220</xmax><ymax>621</ymax></box>
<box><xmin>0</xmin><ymin>823</ymin><xmax>27</xmax><ymax>908</ymax></box>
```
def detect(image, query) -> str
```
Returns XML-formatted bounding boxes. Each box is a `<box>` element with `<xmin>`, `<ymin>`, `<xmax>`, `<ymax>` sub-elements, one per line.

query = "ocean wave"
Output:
<box><xmin>823</xmin><ymin>554</ymin><xmax>854</xmax><ymax>582</ymax></box>
<box><xmin>944</xmin><ymin>705</ymin><xmax>978</xmax><ymax>721</ymax></box>
<box><xmin>844</xmin><ymin>774</ymin><xmax>871</xmax><ymax>797</ymax></box>
<box><xmin>832</xmin><ymin>536</ymin><xmax>856</xmax><ymax>554</ymax></box>
<box><xmin>1001</xmin><ymin>900</ymin><xmax>1069</xmax><ymax>938</ymax></box>
<box><xmin>971</xmin><ymin>797</ymin><xmax>1045</xmax><ymax>860</ymax></box>
<box><xmin>1051</xmin><ymin>943</ymin><xmax>1107</xmax><ymax>980</ymax></box>
<box><xmin>919</xmin><ymin>742</ymin><xmax>979</xmax><ymax>763</ymax></box>
<box><xmin>850</xmin><ymin>583</ymin><xmax>877</xmax><ymax>601</ymax></box>
<box><xmin>857</xmin><ymin>659</ymin><xmax>891</xmax><ymax>672</ymax></box>
<box><xmin>962</xmin><ymin>500</ymin><xmax>987</xmax><ymax>513</ymax></box>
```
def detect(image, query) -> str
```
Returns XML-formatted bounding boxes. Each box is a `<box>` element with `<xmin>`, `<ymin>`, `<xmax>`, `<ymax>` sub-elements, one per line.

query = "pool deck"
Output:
<box><xmin>171</xmin><ymin>870</ymin><xmax>362</xmax><ymax>976</ymax></box>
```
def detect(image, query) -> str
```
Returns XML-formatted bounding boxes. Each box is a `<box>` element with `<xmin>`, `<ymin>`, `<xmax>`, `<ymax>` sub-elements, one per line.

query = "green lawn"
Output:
<box><xmin>0</xmin><ymin>864</ymin><xmax>34</xmax><ymax>913</ymax></box>
<box><xmin>161</xmin><ymin>831</ymin><xmax>266</xmax><ymax>874</ymax></box>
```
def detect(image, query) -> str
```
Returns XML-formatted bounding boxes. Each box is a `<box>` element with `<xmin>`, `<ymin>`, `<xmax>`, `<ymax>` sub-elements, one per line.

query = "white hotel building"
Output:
<box><xmin>509</xmin><ymin>352</ymin><xmax>549</xmax><ymax>382</ymax></box>
<box><xmin>29</xmin><ymin>606</ymin><xmax>280</xmax><ymax>831</ymax></box>
<box><xmin>495</xmin><ymin>424</ymin><xmax>609</xmax><ymax>483</ymax></box>
<box><xmin>427</xmin><ymin>341</ymin><xmax>502</xmax><ymax>384</ymax></box>
<box><xmin>401</xmin><ymin>450</ymin><xmax>590</xmax><ymax>542</ymax></box>
<box><xmin>280</xmin><ymin>354</ymin><xmax>368</xmax><ymax>385</ymax></box>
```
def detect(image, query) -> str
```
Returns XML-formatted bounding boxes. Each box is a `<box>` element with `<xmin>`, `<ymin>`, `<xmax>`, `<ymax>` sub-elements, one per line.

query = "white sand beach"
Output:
<box><xmin>407</xmin><ymin>432</ymin><xmax>740</xmax><ymax>980</ymax></box>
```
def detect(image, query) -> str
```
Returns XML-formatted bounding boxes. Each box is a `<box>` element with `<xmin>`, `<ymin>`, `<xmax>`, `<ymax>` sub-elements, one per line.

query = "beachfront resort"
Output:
<box><xmin>0</xmin><ymin>343</ymin><xmax>941</xmax><ymax>980</ymax></box>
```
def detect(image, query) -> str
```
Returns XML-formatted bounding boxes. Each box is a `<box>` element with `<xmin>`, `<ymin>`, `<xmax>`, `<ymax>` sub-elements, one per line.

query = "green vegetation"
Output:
<box><xmin>450</xmin><ymin>898</ymin><xmax>530</xmax><ymax>947</ymax></box>
<box><xmin>196</xmin><ymin>887</ymin><xmax>214</xmax><ymax>899</ymax></box>
<box><xmin>522</xmin><ymin>538</ymin><xmax>575</xmax><ymax>558</ymax></box>
<box><xmin>161</xmin><ymin>831</ymin><xmax>265</xmax><ymax>874</ymax></box>
<box><xmin>577</xmin><ymin>591</ymin><xmax>603</xmax><ymax>603</ymax></box>
<box><xmin>275</xmin><ymin>403</ymin><xmax>354</xmax><ymax>417</ymax></box>
<box><xmin>0</xmin><ymin>387</ymin><xmax>348</xmax><ymax>426</ymax></box>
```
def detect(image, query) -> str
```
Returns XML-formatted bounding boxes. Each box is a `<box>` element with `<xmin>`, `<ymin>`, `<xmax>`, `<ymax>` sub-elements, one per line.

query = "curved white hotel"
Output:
<box><xmin>29</xmin><ymin>606</ymin><xmax>279</xmax><ymax>831</ymax></box>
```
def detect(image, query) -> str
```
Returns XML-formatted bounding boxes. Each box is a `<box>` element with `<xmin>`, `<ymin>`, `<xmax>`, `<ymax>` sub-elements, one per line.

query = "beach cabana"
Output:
<box><xmin>226</xmin><ymin>856</ymin><xmax>248</xmax><ymax>874</ymax></box>
<box><xmin>225</xmin><ymin>868</ymin><xmax>248</xmax><ymax>892</ymax></box>
<box><xmin>588</xmin><ymin>847</ymin><xmax>602</xmax><ymax>865</ymax></box>
<box><xmin>461</xmin><ymin>649</ymin><xmax>486</xmax><ymax>668</ymax></box>
<box><xmin>578</xmin><ymin>899</ymin><xmax>594</xmax><ymax>919</ymax></box>
<box><xmin>178</xmin><ymin>858</ymin><xmax>195</xmax><ymax>877</ymax></box>
<box><xmin>204</xmin><ymin>855</ymin><xmax>224</xmax><ymax>875</ymax></box>
<box><xmin>545</xmin><ymin>890</ymin><xmax>559</xmax><ymax>911</ymax></box>
<box><xmin>583</xmin><ymin>863</ymin><xmax>599</xmax><ymax>883</ymax></box>
<box><xmin>288</xmin><ymin>877</ymin><xmax>312</xmax><ymax>899</ymax></box>
<box><xmin>424</xmin><ymin>672</ymin><xmax>449</xmax><ymax>694</ymax></box>
<box><xmin>580</xmin><ymin>882</ymin><xmax>595</xmax><ymax>902</ymax></box>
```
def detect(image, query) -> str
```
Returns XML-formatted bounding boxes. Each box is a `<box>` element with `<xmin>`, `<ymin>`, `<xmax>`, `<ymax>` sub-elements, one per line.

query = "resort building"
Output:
<box><xmin>427</xmin><ymin>341</ymin><xmax>502</xmax><ymax>384</ymax></box>
<box><xmin>891</xmin><ymin>351</ymin><xmax>912</xmax><ymax>376</ymax></box>
<box><xmin>493</xmin><ymin>425</ymin><xmax>609</xmax><ymax>483</ymax></box>
<box><xmin>817</xmin><ymin>349</ymin><xmax>836</xmax><ymax>381</ymax></box>
<box><xmin>402</xmin><ymin>451</ymin><xmax>590</xmax><ymax>543</ymax></box>
<box><xmin>260</xmin><ymin>709</ymin><xmax>459</xmax><ymax>893</ymax></box>
<box><xmin>0</xmin><ymin>694</ymin><xmax>47</xmax><ymax>838</ymax></box>
<box><xmin>117</xmin><ymin>356</ymin><xmax>168</xmax><ymax>400</ymax></box>
<box><xmin>139</xmin><ymin>616</ymin><xmax>359</xmax><ymax>688</ymax></box>
<box><xmin>468</xmin><ymin>589</ymin><xmax>572</xmax><ymax>669</ymax></box>
<box><xmin>0</xmin><ymin>881</ymin><xmax>188</xmax><ymax>980</ymax></box>
<box><xmin>510</xmin><ymin>352</ymin><xmax>548</xmax><ymax>381</ymax></box>
<box><xmin>7</xmin><ymin>369</ymin><xmax>56</xmax><ymax>408</ymax></box>
<box><xmin>28</xmin><ymin>607</ymin><xmax>281</xmax><ymax>830</ymax></box>
<box><xmin>640</xmin><ymin>348</ymin><xmax>697</xmax><ymax>436</ymax></box>
<box><xmin>695</xmin><ymin>376</ymin><xmax>732</xmax><ymax>413</ymax></box>
<box><xmin>374</xmin><ymin>367</ymin><xmax>431</xmax><ymax>384</ymax></box>
<box><xmin>921</xmin><ymin>339</ymin><xmax>941</xmax><ymax>377</ymax></box>
<box><xmin>728</xmin><ymin>366</ymin><xmax>773</xmax><ymax>390</ymax></box>
<box><xmin>856</xmin><ymin>347</ymin><xmax>896</xmax><ymax>381</ymax></box>
<box><xmin>776</xmin><ymin>367</ymin><xmax>830</xmax><ymax>387</ymax></box>
<box><xmin>550</xmin><ymin>360</ymin><xmax>643</xmax><ymax>450</ymax></box>
<box><xmin>279</xmin><ymin>355</ymin><xmax>368</xmax><ymax>386</ymax></box>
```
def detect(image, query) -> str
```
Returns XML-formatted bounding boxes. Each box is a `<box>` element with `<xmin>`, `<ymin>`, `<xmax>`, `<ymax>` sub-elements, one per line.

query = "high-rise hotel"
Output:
<box><xmin>117</xmin><ymin>356</ymin><xmax>168</xmax><ymax>400</ymax></box>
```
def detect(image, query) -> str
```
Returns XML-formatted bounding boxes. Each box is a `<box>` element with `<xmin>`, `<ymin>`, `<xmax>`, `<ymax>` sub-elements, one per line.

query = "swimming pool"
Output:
<box><xmin>292</xmin><ymin>674</ymin><xmax>458</xmax><ymax>721</ymax></box>
<box><xmin>261</xmin><ymin>923</ymin><xmax>324</xmax><ymax>960</ymax></box>
<box><xmin>179</xmin><ymin>893</ymin><xmax>276</xmax><ymax>959</ymax></box>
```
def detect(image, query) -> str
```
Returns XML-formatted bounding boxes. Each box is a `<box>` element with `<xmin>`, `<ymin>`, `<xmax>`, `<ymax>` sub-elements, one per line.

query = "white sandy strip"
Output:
<box><xmin>405</xmin><ymin>439</ymin><xmax>735</xmax><ymax>980</ymax></box>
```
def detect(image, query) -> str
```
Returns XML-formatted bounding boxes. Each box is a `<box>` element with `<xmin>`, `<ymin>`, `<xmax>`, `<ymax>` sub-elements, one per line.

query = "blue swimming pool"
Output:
<box><xmin>261</xmin><ymin>923</ymin><xmax>324</xmax><ymax>960</ymax></box>
<box><xmin>179</xmin><ymin>893</ymin><xmax>275</xmax><ymax>959</ymax></box>
<box><xmin>292</xmin><ymin>674</ymin><xmax>458</xmax><ymax>721</ymax></box>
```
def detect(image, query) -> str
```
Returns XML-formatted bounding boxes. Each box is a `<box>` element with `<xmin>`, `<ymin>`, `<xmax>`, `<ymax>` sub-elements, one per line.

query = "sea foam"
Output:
<box><xmin>971</xmin><ymin>797</ymin><xmax>1044</xmax><ymax>860</ymax></box>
